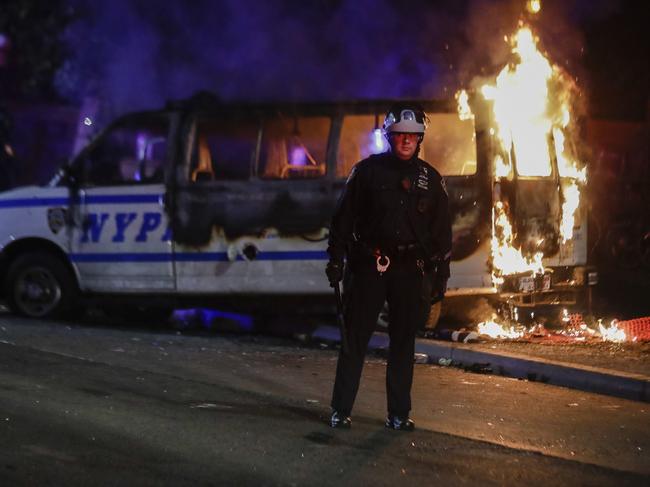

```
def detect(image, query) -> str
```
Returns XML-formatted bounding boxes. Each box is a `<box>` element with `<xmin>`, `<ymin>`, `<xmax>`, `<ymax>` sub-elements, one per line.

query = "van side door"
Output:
<box><xmin>69</xmin><ymin>113</ymin><xmax>174</xmax><ymax>292</ymax></box>
<box><xmin>172</xmin><ymin>114</ymin><xmax>261</xmax><ymax>292</ymax></box>
<box><xmin>171</xmin><ymin>110</ymin><xmax>335</xmax><ymax>296</ymax></box>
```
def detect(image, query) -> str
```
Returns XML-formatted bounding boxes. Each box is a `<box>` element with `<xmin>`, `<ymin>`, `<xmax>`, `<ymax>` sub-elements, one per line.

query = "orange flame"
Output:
<box><xmin>457</xmin><ymin>23</ymin><xmax>586</xmax><ymax>282</ymax></box>
<box><xmin>491</xmin><ymin>201</ymin><xmax>544</xmax><ymax>283</ymax></box>
<box><xmin>477</xmin><ymin>314</ymin><xmax>525</xmax><ymax>339</ymax></box>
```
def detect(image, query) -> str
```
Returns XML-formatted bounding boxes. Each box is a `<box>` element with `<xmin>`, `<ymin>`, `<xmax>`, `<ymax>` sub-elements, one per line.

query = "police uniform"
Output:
<box><xmin>328</xmin><ymin>150</ymin><xmax>452</xmax><ymax>424</ymax></box>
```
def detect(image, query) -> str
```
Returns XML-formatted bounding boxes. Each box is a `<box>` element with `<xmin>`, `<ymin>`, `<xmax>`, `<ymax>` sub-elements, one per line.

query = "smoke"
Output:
<box><xmin>455</xmin><ymin>0</ymin><xmax>627</xmax><ymax>95</ymax></box>
<box><xmin>55</xmin><ymin>0</ymin><xmax>625</xmax><ymax>116</ymax></box>
<box><xmin>56</xmin><ymin>0</ymin><xmax>471</xmax><ymax>115</ymax></box>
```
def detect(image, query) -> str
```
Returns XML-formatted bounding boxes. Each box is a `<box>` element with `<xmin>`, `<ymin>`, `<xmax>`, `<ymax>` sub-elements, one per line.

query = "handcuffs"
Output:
<box><xmin>376</xmin><ymin>254</ymin><xmax>390</xmax><ymax>275</ymax></box>
<box><xmin>375</xmin><ymin>254</ymin><xmax>426</xmax><ymax>277</ymax></box>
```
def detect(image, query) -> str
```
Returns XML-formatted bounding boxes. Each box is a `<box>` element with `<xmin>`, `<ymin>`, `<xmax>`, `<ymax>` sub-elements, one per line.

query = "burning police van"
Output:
<box><xmin>0</xmin><ymin>89</ymin><xmax>593</xmax><ymax>324</ymax></box>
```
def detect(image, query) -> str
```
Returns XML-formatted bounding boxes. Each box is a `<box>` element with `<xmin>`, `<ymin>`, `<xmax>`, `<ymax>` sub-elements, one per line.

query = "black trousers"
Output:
<box><xmin>330</xmin><ymin>254</ymin><xmax>429</xmax><ymax>417</ymax></box>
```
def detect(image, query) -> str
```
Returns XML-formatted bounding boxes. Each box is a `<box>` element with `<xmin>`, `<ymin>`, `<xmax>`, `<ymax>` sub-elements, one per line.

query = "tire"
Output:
<box><xmin>5</xmin><ymin>252</ymin><xmax>78</xmax><ymax>319</ymax></box>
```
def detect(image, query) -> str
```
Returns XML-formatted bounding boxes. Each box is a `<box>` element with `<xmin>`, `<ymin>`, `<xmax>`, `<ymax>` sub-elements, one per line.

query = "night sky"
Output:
<box><xmin>40</xmin><ymin>0</ymin><xmax>650</xmax><ymax>120</ymax></box>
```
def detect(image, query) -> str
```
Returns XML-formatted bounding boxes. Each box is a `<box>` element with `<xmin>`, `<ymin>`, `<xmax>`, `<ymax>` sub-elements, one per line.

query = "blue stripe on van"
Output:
<box><xmin>0</xmin><ymin>197</ymin><xmax>70</xmax><ymax>208</ymax></box>
<box><xmin>70</xmin><ymin>252</ymin><xmax>175</xmax><ymax>263</ymax></box>
<box><xmin>69</xmin><ymin>250</ymin><xmax>328</xmax><ymax>263</ymax></box>
<box><xmin>85</xmin><ymin>194</ymin><xmax>162</xmax><ymax>204</ymax></box>
<box><xmin>0</xmin><ymin>194</ymin><xmax>162</xmax><ymax>208</ymax></box>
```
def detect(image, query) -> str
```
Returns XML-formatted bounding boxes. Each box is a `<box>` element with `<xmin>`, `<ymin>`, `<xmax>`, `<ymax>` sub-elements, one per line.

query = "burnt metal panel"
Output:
<box><xmin>164</xmin><ymin>96</ymin><xmax>489</xmax><ymax>258</ymax></box>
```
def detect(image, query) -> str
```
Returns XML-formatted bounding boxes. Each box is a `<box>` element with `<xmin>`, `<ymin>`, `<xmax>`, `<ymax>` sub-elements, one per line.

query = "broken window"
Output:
<box><xmin>336</xmin><ymin>113</ymin><xmax>477</xmax><ymax>178</ymax></box>
<box><xmin>80</xmin><ymin>115</ymin><xmax>169</xmax><ymax>187</ymax></box>
<box><xmin>258</xmin><ymin>116</ymin><xmax>329</xmax><ymax>179</ymax></box>
<box><xmin>337</xmin><ymin>115</ymin><xmax>388</xmax><ymax>178</ymax></box>
<box><xmin>420</xmin><ymin>114</ymin><xmax>477</xmax><ymax>176</ymax></box>
<box><xmin>189</xmin><ymin>118</ymin><xmax>258</xmax><ymax>182</ymax></box>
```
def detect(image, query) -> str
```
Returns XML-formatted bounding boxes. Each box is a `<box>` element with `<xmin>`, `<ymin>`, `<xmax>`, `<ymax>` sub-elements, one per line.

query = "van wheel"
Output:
<box><xmin>5</xmin><ymin>252</ymin><xmax>78</xmax><ymax>319</ymax></box>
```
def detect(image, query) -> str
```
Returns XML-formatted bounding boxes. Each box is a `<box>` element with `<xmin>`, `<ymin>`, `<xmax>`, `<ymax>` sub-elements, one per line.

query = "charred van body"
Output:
<box><xmin>0</xmin><ymin>93</ymin><xmax>591</xmax><ymax>322</ymax></box>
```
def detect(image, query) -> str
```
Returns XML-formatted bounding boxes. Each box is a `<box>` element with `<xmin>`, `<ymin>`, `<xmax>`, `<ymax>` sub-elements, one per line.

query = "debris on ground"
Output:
<box><xmin>456</xmin><ymin>313</ymin><xmax>650</xmax><ymax>344</ymax></box>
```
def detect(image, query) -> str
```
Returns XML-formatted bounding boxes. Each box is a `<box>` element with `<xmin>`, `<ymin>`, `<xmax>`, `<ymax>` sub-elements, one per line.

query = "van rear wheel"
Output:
<box><xmin>5</xmin><ymin>252</ymin><xmax>78</xmax><ymax>319</ymax></box>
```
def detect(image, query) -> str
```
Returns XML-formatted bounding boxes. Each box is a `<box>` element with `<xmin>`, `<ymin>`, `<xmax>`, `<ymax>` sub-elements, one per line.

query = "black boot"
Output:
<box><xmin>385</xmin><ymin>414</ymin><xmax>415</xmax><ymax>431</ymax></box>
<box><xmin>329</xmin><ymin>410</ymin><xmax>352</xmax><ymax>429</ymax></box>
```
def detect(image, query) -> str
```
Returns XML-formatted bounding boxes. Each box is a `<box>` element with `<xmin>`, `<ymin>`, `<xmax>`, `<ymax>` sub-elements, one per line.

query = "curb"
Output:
<box><xmin>311</xmin><ymin>326</ymin><xmax>650</xmax><ymax>403</ymax></box>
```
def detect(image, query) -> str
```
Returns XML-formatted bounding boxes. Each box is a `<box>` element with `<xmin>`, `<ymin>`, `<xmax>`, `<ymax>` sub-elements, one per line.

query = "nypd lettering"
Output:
<box><xmin>81</xmin><ymin>212</ymin><xmax>171</xmax><ymax>243</ymax></box>
<box><xmin>113</xmin><ymin>212</ymin><xmax>137</xmax><ymax>242</ymax></box>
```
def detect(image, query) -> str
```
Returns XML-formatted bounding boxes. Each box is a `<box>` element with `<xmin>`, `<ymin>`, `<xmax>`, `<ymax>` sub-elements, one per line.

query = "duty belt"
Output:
<box><xmin>356</xmin><ymin>241</ymin><xmax>421</xmax><ymax>258</ymax></box>
<box><xmin>355</xmin><ymin>241</ymin><xmax>425</xmax><ymax>276</ymax></box>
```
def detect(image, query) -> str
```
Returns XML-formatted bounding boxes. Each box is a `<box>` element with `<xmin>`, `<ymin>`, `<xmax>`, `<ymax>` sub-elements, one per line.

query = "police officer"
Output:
<box><xmin>326</xmin><ymin>103</ymin><xmax>452</xmax><ymax>430</ymax></box>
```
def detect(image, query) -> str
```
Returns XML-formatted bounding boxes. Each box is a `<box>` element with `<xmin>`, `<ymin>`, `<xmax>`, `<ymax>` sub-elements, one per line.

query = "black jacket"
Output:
<box><xmin>328</xmin><ymin>152</ymin><xmax>452</xmax><ymax>277</ymax></box>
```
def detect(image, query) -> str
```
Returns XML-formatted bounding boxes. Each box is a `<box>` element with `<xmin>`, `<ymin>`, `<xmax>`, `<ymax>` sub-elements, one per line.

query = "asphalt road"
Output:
<box><xmin>1</xmin><ymin>314</ymin><xmax>648</xmax><ymax>486</ymax></box>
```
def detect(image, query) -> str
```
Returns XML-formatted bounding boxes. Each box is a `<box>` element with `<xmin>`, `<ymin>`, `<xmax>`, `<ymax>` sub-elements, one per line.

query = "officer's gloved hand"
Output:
<box><xmin>431</xmin><ymin>276</ymin><xmax>448</xmax><ymax>305</ymax></box>
<box><xmin>326</xmin><ymin>260</ymin><xmax>344</xmax><ymax>287</ymax></box>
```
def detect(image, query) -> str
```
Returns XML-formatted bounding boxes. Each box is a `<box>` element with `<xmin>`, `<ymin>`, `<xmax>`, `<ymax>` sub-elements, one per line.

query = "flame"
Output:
<box><xmin>483</xmin><ymin>27</ymin><xmax>554</xmax><ymax>177</ymax></box>
<box><xmin>456</xmin><ymin>90</ymin><xmax>473</xmax><ymax>121</ymax></box>
<box><xmin>560</xmin><ymin>180</ymin><xmax>580</xmax><ymax>242</ymax></box>
<box><xmin>491</xmin><ymin>201</ymin><xmax>544</xmax><ymax>283</ymax></box>
<box><xmin>553</xmin><ymin>128</ymin><xmax>587</xmax><ymax>181</ymax></box>
<box><xmin>477</xmin><ymin>314</ymin><xmax>525</xmax><ymax>339</ymax></box>
<box><xmin>598</xmin><ymin>320</ymin><xmax>627</xmax><ymax>343</ymax></box>
<box><xmin>494</xmin><ymin>154</ymin><xmax>512</xmax><ymax>179</ymax></box>
<box><xmin>474</xmin><ymin>310</ymin><xmax>637</xmax><ymax>343</ymax></box>
<box><xmin>526</xmin><ymin>0</ymin><xmax>542</xmax><ymax>14</ymax></box>
<box><xmin>457</xmin><ymin>23</ymin><xmax>586</xmax><ymax>282</ymax></box>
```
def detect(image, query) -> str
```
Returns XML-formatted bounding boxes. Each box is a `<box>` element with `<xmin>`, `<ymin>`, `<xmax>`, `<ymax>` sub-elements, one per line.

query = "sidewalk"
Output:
<box><xmin>310</xmin><ymin>325</ymin><xmax>650</xmax><ymax>403</ymax></box>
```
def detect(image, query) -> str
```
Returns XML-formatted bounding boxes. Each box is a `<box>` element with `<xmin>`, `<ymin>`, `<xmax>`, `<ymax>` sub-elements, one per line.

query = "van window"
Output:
<box><xmin>189</xmin><ymin>119</ymin><xmax>258</xmax><ymax>182</ymax></box>
<box><xmin>258</xmin><ymin>116</ymin><xmax>329</xmax><ymax>179</ymax></box>
<box><xmin>337</xmin><ymin>115</ymin><xmax>388</xmax><ymax>178</ymax></box>
<box><xmin>81</xmin><ymin>116</ymin><xmax>168</xmax><ymax>186</ymax></box>
<box><xmin>420</xmin><ymin>114</ymin><xmax>477</xmax><ymax>176</ymax></box>
<box><xmin>337</xmin><ymin>113</ymin><xmax>477</xmax><ymax>177</ymax></box>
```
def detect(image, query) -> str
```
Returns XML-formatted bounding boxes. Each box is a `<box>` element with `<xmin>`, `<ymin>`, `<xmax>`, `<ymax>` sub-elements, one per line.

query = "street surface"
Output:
<box><xmin>1</xmin><ymin>313</ymin><xmax>648</xmax><ymax>486</ymax></box>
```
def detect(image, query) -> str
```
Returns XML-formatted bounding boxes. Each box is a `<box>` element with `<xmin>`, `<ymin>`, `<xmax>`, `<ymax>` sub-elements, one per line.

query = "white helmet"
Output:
<box><xmin>383</xmin><ymin>103</ymin><xmax>427</xmax><ymax>134</ymax></box>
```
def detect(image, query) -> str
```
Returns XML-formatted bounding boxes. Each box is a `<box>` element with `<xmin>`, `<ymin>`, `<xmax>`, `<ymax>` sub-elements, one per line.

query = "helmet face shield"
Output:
<box><xmin>383</xmin><ymin>105</ymin><xmax>427</xmax><ymax>134</ymax></box>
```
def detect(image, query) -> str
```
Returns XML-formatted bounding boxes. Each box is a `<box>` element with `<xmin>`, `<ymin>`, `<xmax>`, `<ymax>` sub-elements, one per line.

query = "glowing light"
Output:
<box><xmin>527</xmin><ymin>0</ymin><xmax>541</xmax><ymax>14</ymax></box>
<box><xmin>456</xmin><ymin>90</ymin><xmax>473</xmax><ymax>121</ymax></box>
<box><xmin>83</xmin><ymin>117</ymin><xmax>93</xmax><ymax>126</ymax></box>
<box><xmin>372</xmin><ymin>128</ymin><xmax>386</xmax><ymax>153</ymax></box>
<box><xmin>290</xmin><ymin>146</ymin><xmax>307</xmax><ymax>166</ymax></box>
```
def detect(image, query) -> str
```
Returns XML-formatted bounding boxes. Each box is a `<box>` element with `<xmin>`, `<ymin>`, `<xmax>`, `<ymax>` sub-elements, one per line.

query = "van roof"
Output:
<box><xmin>165</xmin><ymin>91</ymin><xmax>457</xmax><ymax>116</ymax></box>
